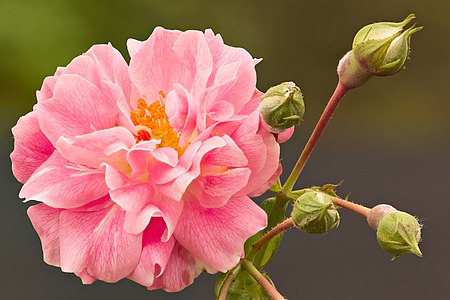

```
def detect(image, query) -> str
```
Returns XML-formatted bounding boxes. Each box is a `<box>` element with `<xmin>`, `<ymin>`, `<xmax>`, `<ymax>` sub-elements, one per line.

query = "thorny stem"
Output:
<box><xmin>283</xmin><ymin>82</ymin><xmax>349</xmax><ymax>192</ymax></box>
<box><xmin>241</xmin><ymin>260</ymin><xmax>286</xmax><ymax>300</ymax></box>
<box><xmin>331</xmin><ymin>196</ymin><xmax>370</xmax><ymax>217</ymax></box>
<box><xmin>218</xmin><ymin>264</ymin><xmax>241</xmax><ymax>300</ymax></box>
<box><xmin>250</xmin><ymin>218</ymin><xmax>295</xmax><ymax>257</ymax></box>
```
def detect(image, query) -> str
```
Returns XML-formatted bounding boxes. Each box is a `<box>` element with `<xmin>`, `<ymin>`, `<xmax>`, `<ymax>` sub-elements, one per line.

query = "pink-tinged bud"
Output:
<box><xmin>337</xmin><ymin>14</ymin><xmax>422</xmax><ymax>89</ymax></box>
<box><xmin>367</xmin><ymin>204</ymin><xmax>423</xmax><ymax>260</ymax></box>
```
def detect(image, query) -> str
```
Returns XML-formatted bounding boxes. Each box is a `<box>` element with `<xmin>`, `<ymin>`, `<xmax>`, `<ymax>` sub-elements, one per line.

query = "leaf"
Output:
<box><xmin>215</xmin><ymin>269</ymin><xmax>272</xmax><ymax>300</ymax></box>
<box><xmin>245</xmin><ymin>193</ymin><xmax>290</xmax><ymax>269</ymax></box>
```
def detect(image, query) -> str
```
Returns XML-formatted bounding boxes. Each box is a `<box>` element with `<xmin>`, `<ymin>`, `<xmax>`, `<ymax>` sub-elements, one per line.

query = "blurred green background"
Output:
<box><xmin>1</xmin><ymin>0</ymin><xmax>448</xmax><ymax>299</ymax></box>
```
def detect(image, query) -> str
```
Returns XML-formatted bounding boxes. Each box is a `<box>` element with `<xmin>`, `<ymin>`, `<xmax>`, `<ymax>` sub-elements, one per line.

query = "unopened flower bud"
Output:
<box><xmin>260</xmin><ymin>82</ymin><xmax>305</xmax><ymax>133</ymax></box>
<box><xmin>367</xmin><ymin>204</ymin><xmax>397</xmax><ymax>230</ymax></box>
<box><xmin>291</xmin><ymin>191</ymin><xmax>340</xmax><ymax>234</ymax></box>
<box><xmin>368</xmin><ymin>205</ymin><xmax>422</xmax><ymax>259</ymax></box>
<box><xmin>338</xmin><ymin>14</ymin><xmax>422</xmax><ymax>89</ymax></box>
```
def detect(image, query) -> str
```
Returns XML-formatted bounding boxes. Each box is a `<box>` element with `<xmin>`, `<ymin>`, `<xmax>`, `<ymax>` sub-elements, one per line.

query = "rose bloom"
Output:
<box><xmin>11</xmin><ymin>27</ymin><xmax>292</xmax><ymax>291</ymax></box>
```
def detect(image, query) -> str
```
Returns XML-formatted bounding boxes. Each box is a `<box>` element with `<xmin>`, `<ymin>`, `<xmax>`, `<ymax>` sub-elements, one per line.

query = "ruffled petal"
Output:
<box><xmin>56</xmin><ymin>127</ymin><xmax>134</xmax><ymax>169</ymax></box>
<box><xmin>157</xmin><ymin>137</ymin><xmax>226</xmax><ymax>201</ymax></box>
<box><xmin>129</xmin><ymin>27</ymin><xmax>183</xmax><ymax>101</ymax></box>
<box><xmin>247</xmin><ymin>126</ymin><xmax>280</xmax><ymax>197</ymax></box>
<box><xmin>59</xmin><ymin>203</ymin><xmax>142</xmax><ymax>283</ymax></box>
<box><xmin>36</xmin><ymin>74</ymin><xmax>120</xmax><ymax>145</ymax></box>
<box><xmin>27</xmin><ymin>204</ymin><xmax>63</xmax><ymax>266</ymax></box>
<box><xmin>149</xmin><ymin>242</ymin><xmax>204</xmax><ymax>292</ymax></box>
<box><xmin>107</xmin><ymin>165</ymin><xmax>184</xmax><ymax>238</ymax></box>
<box><xmin>128</xmin><ymin>217</ymin><xmax>175</xmax><ymax>287</ymax></box>
<box><xmin>19</xmin><ymin>152</ymin><xmax>108</xmax><ymax>209</ymax></box>
<box><xmin>203</xmin><ymin>29</ymin><xmax>258</xmax><ymax>117</ymax></box>
<box><xmin>174</xmin><ymin>195</ymin><xmax>267</xmax><ymax>272</ymax></box>
<box><xmin>85</xmin><ymin>43</ymin><xmax>132</xmax><ymax>100</ymax></box>
<box><xmin>10</xmin><ymin>111</ymin><xmax>54</xmax><ymax>183</ymax></box>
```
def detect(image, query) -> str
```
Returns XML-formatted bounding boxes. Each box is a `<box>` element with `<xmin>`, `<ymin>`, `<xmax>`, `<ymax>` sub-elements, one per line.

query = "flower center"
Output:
<box><xmin>130</xmin><ymin>92</ymin><xmax>185</xmax><ymax>156</ymax></box>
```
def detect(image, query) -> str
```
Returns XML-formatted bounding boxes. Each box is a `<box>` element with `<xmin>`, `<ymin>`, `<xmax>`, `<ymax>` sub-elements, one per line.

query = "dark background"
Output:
<box><xmin>1</xmin><ymin>0</ymin><xmax>448</xmax><ymax>299</ymax></box>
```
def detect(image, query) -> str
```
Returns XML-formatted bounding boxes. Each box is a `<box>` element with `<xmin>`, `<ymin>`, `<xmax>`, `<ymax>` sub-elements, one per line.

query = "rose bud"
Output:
<box><xmin>260</xmin><ymin>81</ymin><xmax>305</xmax><ymax>133</ymax></box>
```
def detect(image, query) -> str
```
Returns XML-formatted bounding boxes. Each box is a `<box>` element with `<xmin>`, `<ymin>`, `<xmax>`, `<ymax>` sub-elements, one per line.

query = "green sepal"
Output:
<box><xmin>376</xmin><ymin>211</ymin><xmax>423</xmax><ymax>260</ymax></box>
<box><xmin>269</xmin><ymin>178</ymin><xmax>282</xmax><ymax>193</ymax></box>
<box><xmin>291</xmin><ymin>191</ymin><xmax>340</xmax><ymax>234</ymax></box>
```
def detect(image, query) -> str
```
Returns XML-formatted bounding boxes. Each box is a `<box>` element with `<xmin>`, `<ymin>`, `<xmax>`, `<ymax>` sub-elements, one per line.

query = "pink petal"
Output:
<box><xmin>247</xmin><ymin>126</ymin><xmax>280</xmax><ymax>197</ymax></box>
<box><xmin>75</xmin><ymin>269</ymin><xmax>97</xmax><ymax>285</ymax></box>
<box><xmin>27</xmin><ymin>204</ymin><xmax>63</xmax><ymax>267</ymax></box>
<box><xmin>149</xmin><ymin>242</ymin><xmax>204</xmax><ymax>292</ymax></box>
<box><xmin>277</xmin><ymin>126</ymin><xmax>295</xmax><ymax>143</ymax></box>
<box><xmin>62</xmin><ymin>55</ymin><xmax>102</xmax><ymax>87</ymax></box>
<box><xmin>151</xmin><ymin>141</ymin><xmax>202</xmax><ymax>186</ymax></box>
<box><xmin>19</xmin><ymin>152</ymin><xmax>108</xmax><ymax>209</ymax></box>
<box><xmin>107</xmin><ymin>165</ymin><xmax>184</xmax><ymax>238</ymax></box>
<box><xmin>116</xmin><ymin>188</ymin><xmax>183</xmax><ymax>239</ymax></box>
<box><xmin>238</xmin><ymin>89</ymin><xmax>263</xmax><ymax>115</ymax></box>
<box><xmin>128</xmin><ymin>217</ymin><xmax>175</xmax><ymax>287</ymax></box>
<box><xmin>130</xmin><ymin>28</ymin><xmax>213</xmax><ymax>105</ymax></box>
<box><xmin>192</xmin><ymin>135</ymin><xmax>251</xmax><ymax>208</ymax></box>
<box><xmin>125</xmin><ymin>140</ymin><xmax>160</xmax><ymax>179</ymax></box>
<box><xmin>129</xmin><ymin>27</ymin><xmax>183</xmax><ymax>101</ymax></box>
<box><xmin>203</xmin><ymin>29</ymin><xmax>258</xmax><ymax>115</ymax></box>
<box><xmin>165</xmin><ymin>84</ymin><xmax>198</xmax><ymax>146</ymax></box>
<box><xmin>127</xmin><ymin>38</ymin><xmax>144</xmax><ymax>58</ymax></box>
<box><xmin>59</xmin><ymin>204</ymin><xmax>142</xmax><ymax>283</ymax></box>
<box><xmin>36</xmin><ymin>74</ymin><xmax>120</xmax><ymax>145</ymax></box>
<box><xmin>171</xmin><ymin>30</ymin><xmax>213</xmax><ymax>98</ymax></box>
<box><xmin>201</xmin><ymin>134</ymin><xmax>248</xmax><ymax>167</ymax></box>
<box><xmin>158</xmin><ymin>137</ymin><xmax>226</xmax><ymax>201</ymax></box>
<box><xmin>174</xmin><ymin>195</ymin><xmax>267</xmax><ymax>272</ymax></box>
<box><xmin>193</xmin><ymin>167</ymin><xmax>251</xmax><ymax>208</ymax></box>
<box><xmin>85</xmin><ymin>43</ymin><xmax>132</xmax><ymax>100</ymax></box>
<box><xmin>250</xmin><ymin>162</ymin><xmax>282</xmax><ymax>196</ymax></box>
<box><xmin>207</xmin><ymin>99</ymin><xmax>235</xmax><ymax>123</ymax></box>
<box><xmin>37</xmin><ymin>75</ymin><xmax>59</xmax><ymax>102</ymax></box>
<box><xmin>10</xmin><ymin>111</ymin><xmax>54</xmax><ymax>183</ymax></box>
<box><xmin>56</xmin><ymin>127</ymin><xmax>135</xmax><ymax>169</ymax></box>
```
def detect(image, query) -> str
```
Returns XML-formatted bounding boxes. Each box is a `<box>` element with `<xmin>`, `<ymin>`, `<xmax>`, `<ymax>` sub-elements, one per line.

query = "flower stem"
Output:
<box><xmin>250</xmin><ymin>218</ymin><xmax>295</xmax><ymax>257</ymax></box>
<box><xmin>331</xmin><ymin>197</ymin><xmax>370</xmax><ymax>217</ymax></box>
<box><xmin>283</xmin><ymin>82</ymin><xmax>349</xmax><ymax>192</ymax></box>
<box><xmin>218</xmin><ymin>265</ymin><xmax>241</xmax><ymax>300</ymax></box>
<box><xmin>241</xmin><ymin>259</ymin><xmax>286</xmax><ymax>300</ymax></box>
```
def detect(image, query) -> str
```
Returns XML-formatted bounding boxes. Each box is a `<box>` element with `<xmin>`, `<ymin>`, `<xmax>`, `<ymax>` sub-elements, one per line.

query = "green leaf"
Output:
<box><xmin>245</xmin><ymin>193</ymin><xmax>291</xmax><ymax>269</ymax></box>
<box><xmin>244</xmin><ymin>197</ymin><xmax>275</xmax><ymax>255</ymax></box>
<box><xmin>215</xmin><ymin>269</ymin><xmax>272</xmax><ymax>300</ymax></box>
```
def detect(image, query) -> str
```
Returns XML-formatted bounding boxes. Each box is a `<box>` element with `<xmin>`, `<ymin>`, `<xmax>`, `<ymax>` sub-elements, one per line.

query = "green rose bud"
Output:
<box><xmin>260</xmin><ymin>82</ymin><xmax>305</xmax><ymax>133</ymax></box>
<box><xmin>368</xmin><ymin>205</ymin><xmax>422</xmax><ymax>260</ymax></box>
<box><xmin>291</xmin><ymin>191</ymin><xmax>340</xmax><ymax>234</ymax></box>
<box><xmin>338</xmin><ymin>14</ymin><xmax>422</xmax><ymax>89</ymax></box>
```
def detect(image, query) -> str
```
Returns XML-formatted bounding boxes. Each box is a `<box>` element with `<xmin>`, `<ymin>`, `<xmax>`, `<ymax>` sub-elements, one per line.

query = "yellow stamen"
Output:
<box><xmin>130</xmin><ymin>94</ymin><xmax>185</xmax><ymax>156</ymax></box>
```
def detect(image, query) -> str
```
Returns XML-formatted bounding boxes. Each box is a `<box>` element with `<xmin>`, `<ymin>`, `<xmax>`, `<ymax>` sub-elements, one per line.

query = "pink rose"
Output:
<box><xmin>11</xmin><ymin>27</ymin><xmax>287</xmax><ymax>291</ymax></box>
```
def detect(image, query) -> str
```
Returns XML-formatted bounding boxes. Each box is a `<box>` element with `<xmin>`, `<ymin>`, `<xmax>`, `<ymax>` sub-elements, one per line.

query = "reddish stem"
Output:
<box><xmin>250</xmin><ymin>218</ymin><xmax>295</xmax><ymax>256</ymax></box>
<box><xmin>283</xmin><ymin>82</ymin><xmax>349</xmax><ymax>192</ymax></box>
<box><xmin>241</xmin><ymin>260</ymin><xmax>286</xmax><ymax>300</ymax></box>
<box><xmin>331</xmin><ymin>197</ymin><xmax>370</xmax><ymax>217</ymax></box>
